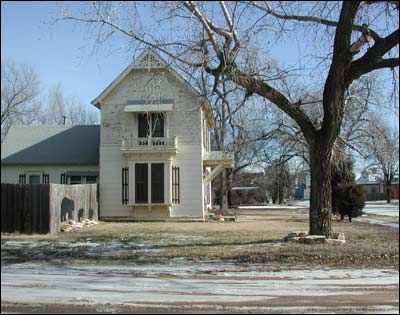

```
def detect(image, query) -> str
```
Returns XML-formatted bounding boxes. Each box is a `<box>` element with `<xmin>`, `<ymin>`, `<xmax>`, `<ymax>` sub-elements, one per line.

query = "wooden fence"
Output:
<box><xmin>1</xmin><ymin>183</ymin><xmax>98</xmax><ymax>234</ymax></box>
<box><xmin>1</xmin><ymin>184</ymin><xmax>50</xmax><ymax>234</ymax></box>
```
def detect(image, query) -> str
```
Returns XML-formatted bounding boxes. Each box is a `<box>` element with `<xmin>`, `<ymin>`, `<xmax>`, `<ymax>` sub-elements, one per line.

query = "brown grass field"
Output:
<box><xmin>1</xmin><ymin>209</ymin><xmax>399</xmax><ymax>269</ymax></box>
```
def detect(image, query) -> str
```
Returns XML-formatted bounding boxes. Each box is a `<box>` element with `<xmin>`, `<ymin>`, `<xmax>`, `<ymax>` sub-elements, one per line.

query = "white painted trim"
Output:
<box><xmin>129</xmin><ymin>163</ymin><xmax>135</xmax><ymax>205</ymax></box>
<box><xmin>124</xmin><ymin>104</ymin><xmax>173</xmax><ymax>112</ymax></box>
<box><xmin>165</xmin><ymin>160</ymin><xmax>172</xmax><ymax>205</ymax></box>
<box><xmin>204</xmin><ymin>165</ymin><xmax>225</xmax><ymax>184</ymax></box>
<box><xmin>148</xmin><ymin>163</ymin><xmax>152</xmax><ymax>204</ymax></box>
<box><xmin>91</xmin><ymin>49</ymin><xmax>205</xmax><ymax>108</ymax></box>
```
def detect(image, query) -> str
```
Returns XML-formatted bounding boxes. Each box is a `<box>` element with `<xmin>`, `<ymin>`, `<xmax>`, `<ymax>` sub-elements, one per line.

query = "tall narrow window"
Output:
<box><xmin>152</xmin><ymin>113</ymin><xmax>164</xmax><ymax>137</ymax></box>
<box><xmin>151</xmin><ymin>163</ymin><xmax>164</xmax><ymax>203</ymax></box>
<box><xmin>138</xmin><ymin>113</ymin><xmax>164</xmax><ymax>138</ymax></box>
<box><xmin>122</xmin><ymin>167</ymin><xmax>129</xmax><ymax>205</ymax></box>
<box><xmin>19</xmin><ymin>174</ymin><xmax>26</xmax><ymax>184</ymax></box>
<box><xmin>43</xmin><ymin>174</ymin><xmax>49</xmax><ymax>184</ymax></box>
<box><xmin>172</xmin><ymin>166</ymin><xmax>180</xmax><ymax>204</ymax></box>
<box><xmin>138</xmin><ymin>113</ymin><xmax>149</xmax><ymax>138</ymax></box>
<box><xmin>60</xmin><ymin>173</ymin><xmax>66</xmax><ymax>184</ymax></box>
<box><xmin>135</xmin><ymin>164</ymin><xmax>148</xmax><ymax>203</ymax></box>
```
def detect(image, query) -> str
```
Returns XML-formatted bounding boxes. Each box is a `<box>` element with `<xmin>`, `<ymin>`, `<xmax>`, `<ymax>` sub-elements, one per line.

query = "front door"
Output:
<box><xmin>135</xmin><ymin>163</ymin><xmax>148</xmax><ymax>203</ymax></box>
<box><xmin>151</xmin><ymin>163</ymin><xmax>164</xmax><ymax>203</ymax></box>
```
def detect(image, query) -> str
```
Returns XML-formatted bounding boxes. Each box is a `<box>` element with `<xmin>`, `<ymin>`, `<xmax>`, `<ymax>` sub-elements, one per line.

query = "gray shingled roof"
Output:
<box><xmin>1</xmin><ymin>125</ymin><xmax>100</xmax><ymax>165</ymax></box>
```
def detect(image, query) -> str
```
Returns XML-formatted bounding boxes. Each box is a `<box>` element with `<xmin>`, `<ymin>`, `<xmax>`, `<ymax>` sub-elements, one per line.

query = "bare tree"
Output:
<box><xmin>212</xmin><ymin>85</ymin><xmax>269</xmax><ymax>209</ymax></box>
<box><xmin>1</xmin><ymin>60</ymin><xmax>41</xmax><ymax>141</ymax></box>
<box><xmin>40</xmin><ymin>85</ymin><xmax>99</xmax><ymax>125</ymax></box>
<box><xmin>364</xmin><ymin>117</ymin><xmax>399</xmax><ymax>203</ymax></box>
<box><xmin>59</xmin><ymin>1</ymin><xmax>399</xmax><ymax>237</ymax></box>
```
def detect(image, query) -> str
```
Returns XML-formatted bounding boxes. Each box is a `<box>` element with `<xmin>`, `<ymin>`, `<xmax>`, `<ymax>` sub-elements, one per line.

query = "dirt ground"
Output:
<box><xmin>1</xmin><ymin>261</ymin><xmax>399</xmax><ymax>314</ymax></box>
<box><xmin>1</xmin><ymin>208</ymin><xmax>399</xmax><ymax>314</ymax></box>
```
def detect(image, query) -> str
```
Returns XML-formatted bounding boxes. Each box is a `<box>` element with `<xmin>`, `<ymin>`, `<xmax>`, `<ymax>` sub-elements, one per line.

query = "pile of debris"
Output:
<box><xmin>205</xmin><ymin>208</ymin><xmax>237</xmax><ymax>222</ymax></box>
<box><xmin>284</xmin><ymin>231</ymin><xmax>346</xmax><ymax>245</ymax></box>
<box><xmin>60</xmin><ymin>219</ymin><xmax>99</xmax><ymax>232</ymax></box>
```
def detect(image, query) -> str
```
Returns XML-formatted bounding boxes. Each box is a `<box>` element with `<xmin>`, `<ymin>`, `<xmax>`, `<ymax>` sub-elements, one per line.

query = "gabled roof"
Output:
<box><xmin>91</xmin><ymin>49</ymin><xmax>198</xmax><ymax>106</ymax></box>
<box><xmin>1</xmin><ymin>125</ymin><xmax>100</xmax><ymax>165</ymax></box>
<box><xmin>91</xmin><ymin>48</ymin><xmax>215</xmax><ymax>128</ymax></box>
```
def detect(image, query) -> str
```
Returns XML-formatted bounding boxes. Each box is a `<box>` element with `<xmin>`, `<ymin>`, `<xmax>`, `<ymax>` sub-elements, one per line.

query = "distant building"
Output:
<box><xmin>230</xmin><ymin>172</ymin><xmax>267</xmax><ymax>205</ymax></box>
<box><xmin>356</xmin><ymin>171</ymin><xmax>399</xmax><ymax>201</ymax></box>
<box><xmin>294</xmin><ymin>172</ymin><xmax>310</xmax><ymax>200</ymax></box>
<box><xmin>382</xmin><ymin>179</ymin><xmax>399</xmax><ymax>200</ymax></box>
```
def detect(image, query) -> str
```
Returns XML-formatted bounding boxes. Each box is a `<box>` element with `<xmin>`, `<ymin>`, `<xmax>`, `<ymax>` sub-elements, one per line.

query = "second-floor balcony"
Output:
<box><xmin>203</xmin><ymin>151</ymin><xmax>235</xmax><ymax>168</ymax></box>
<box><xmin>121</xmin><ymin>136</ymin><xmax>178</xmax><ymax>154</ymax></box>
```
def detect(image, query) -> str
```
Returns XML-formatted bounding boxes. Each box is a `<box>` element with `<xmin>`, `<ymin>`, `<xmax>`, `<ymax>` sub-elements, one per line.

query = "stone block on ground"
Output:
<box><xmin>284</xmin><ymin>231</ymin><xmax>309</xmax><ymax>241</ymax></box>
<box><xmin>331</xmin><ymin>232</ymin><xmax>345</xmax><ymax>241</ymax></box>
<box><xmin>303</xmin><ymin>235</ymin><xmax>326</xmax><ymax>244</ymax></box>
<box><xmin>288</xmin><ymin>237</ymin><xmax>306</xmax><ymax>243</ymax></box>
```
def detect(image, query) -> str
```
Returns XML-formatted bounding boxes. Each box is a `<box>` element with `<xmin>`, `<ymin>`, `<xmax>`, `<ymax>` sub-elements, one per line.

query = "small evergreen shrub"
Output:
<box><xmin>332</xmin><ymin>182</ymin><xmax>365</xmax><ymax>222</ymax></box>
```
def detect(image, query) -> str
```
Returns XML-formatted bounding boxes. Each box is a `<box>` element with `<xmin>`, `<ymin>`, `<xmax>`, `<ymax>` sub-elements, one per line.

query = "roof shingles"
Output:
<box><xmin>1</xmin><ymin>125</ymin><xmax>100</xmax><ymax>165</ymax></box>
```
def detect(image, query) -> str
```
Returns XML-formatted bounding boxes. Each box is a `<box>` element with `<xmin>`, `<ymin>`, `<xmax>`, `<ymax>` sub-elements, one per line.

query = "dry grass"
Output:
<box><xmin>1</xmin><ymin>209</ymin><xmax>398</xmax><ymax>269</ymax></box>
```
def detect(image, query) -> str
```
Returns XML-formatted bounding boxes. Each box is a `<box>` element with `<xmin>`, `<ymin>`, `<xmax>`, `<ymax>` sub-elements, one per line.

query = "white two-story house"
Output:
<box><xmin>92</xmin><ymin>49</ymin><xmax>234</xmax><ymax>221</ymax></box>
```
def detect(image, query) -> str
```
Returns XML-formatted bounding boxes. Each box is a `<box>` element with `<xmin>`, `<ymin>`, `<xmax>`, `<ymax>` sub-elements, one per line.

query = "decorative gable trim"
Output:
<box><xmin>91</xmin><ymin>48</ymin><xmax>216</xmax><ymax>128</ymax></box>
<box><xmin>92</xmin><ymin>49</ymin><xmax>200</xmax><ymax>107</ymax></box>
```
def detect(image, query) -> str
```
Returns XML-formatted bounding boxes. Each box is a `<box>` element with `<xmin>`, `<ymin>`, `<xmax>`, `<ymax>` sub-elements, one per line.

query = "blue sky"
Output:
<box><xmin>2</xmin><ymin>1</ymin><xmax>398</xmax><ymax>128</ymax></box>
<box><xmin>1</xmin><ymin>1</ymin><xmax>303</xmax><ymax>109</ymax></box>
<box><xmin>1</xmin><ymin>1</ymin><xmax>132</xmax><ymax>108</ymax></box>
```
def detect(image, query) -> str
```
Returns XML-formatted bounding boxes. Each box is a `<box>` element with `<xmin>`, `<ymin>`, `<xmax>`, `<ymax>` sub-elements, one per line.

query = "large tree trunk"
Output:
<box><xmin>226</xmin><ymin>169</ymin><xmax>233</xmax><ymax>207</ymax></box>
<box><xmin>219</xmin><ymin>170</ymin><xmax>229</xmax><ymax>210</ymax></box>
<box><xmin>309</xmin><ymin>146</ymin><xmax>333</xmax><ymax>238</ymax></box>
<box><xmin>278</xmin><ymin>182</ymin><xmax>284</xmax><ymax>204</ymax></box>
<box><xmin>385</xmin><ymin>181</ymin><xmax>392</xmax><ymax>204</ymax></box>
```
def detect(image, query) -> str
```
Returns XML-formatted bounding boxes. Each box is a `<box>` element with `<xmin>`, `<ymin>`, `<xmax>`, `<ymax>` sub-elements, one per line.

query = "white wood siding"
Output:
<box><xmin>99</xmin><ymin>68</ymin><xmax>205</xmax><ymax>219</ymax></box>
<box><xmin>1</xmin><ymin>165</ymin><xmax>99</xmax><ymax>184</ymax></box>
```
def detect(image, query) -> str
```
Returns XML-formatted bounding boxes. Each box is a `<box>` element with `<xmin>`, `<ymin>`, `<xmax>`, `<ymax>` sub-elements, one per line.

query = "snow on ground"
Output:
<box><xmin>362</xmin><ymin>203</ymin><xmax>399</xmax><ymax>217</ymax></box>
<box><xmin>240</xmin><ymin>200</ymin><xmax>399</xmax><ymax>217</ymax></box>
<box><xmin>353</xmin><ymin>217</ymin><xmax>399</xmax><ymax>228</ymax></box>
<box><xmin>238</xmin><ymin>204</ymin><xmax>307</xmax><ymax>210</ymax></box>
<box><xmin>1</xmin><ymin>261</ymin><xmax>398</xmax><ymax>313</ymax></box>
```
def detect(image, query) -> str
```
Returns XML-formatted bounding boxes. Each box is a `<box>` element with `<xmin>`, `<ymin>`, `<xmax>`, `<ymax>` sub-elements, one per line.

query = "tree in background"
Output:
<box><xmin>1</xmin><ymin>60</ymin><xmax>100</xmax><ymax>139</ymax></box>
<box><xmin>1</xmin><ymin>61</ymin><xmax>40</xmax><ymax>141</ymax></box>
<box><xmin>331</xmin><ymin>147</ymin><xmax>365</xmax><ymax>222</ymax></box>
<box><xmin>263</xmin><ymin>160</ymin><xmax>293</xmax><ymax>204</ymax></box>
<box><xmin>40</xmin><ymin>85</ymin><xmax>99</xmax><ymax>125</ymax></box>
<box><xmin>363</xmin><ymin>117</ymin><xmax>399</xmax><ymax>203</ymax></box>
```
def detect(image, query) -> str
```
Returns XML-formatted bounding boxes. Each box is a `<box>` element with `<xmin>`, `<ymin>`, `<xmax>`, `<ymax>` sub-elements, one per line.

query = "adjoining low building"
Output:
<box><xmin>1</xmin><ymin>125</ymin><xmax>100</xmax><ymax>185</ymax></box>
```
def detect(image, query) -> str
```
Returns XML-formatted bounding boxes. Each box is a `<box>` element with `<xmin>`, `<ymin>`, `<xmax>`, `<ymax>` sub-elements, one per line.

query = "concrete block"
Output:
<box><xmin>331</xmin><ymin>232</ymin><xmax>345</xmax><ymax>241</ymax></box>
<box><xmin>303</xmin><ymin>235</ymin><xmax>326</xmax><ymax>244</ymax></box>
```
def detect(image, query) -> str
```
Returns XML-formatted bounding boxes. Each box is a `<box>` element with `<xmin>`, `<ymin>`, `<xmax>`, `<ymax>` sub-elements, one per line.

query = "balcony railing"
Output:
<box><xmin>203</xmin><ymin>151</ymin><xmax>235</xmax><ymax>168</ymax></box>
<box><xmin>204</xmin><ymin>151</ymin><xmax>234</xmax><ymax>161</ymax></box>
<box><xmin>121</xmin><ymin>136</ymin><xmax>177</xmax><ymax>152</ymax></box>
